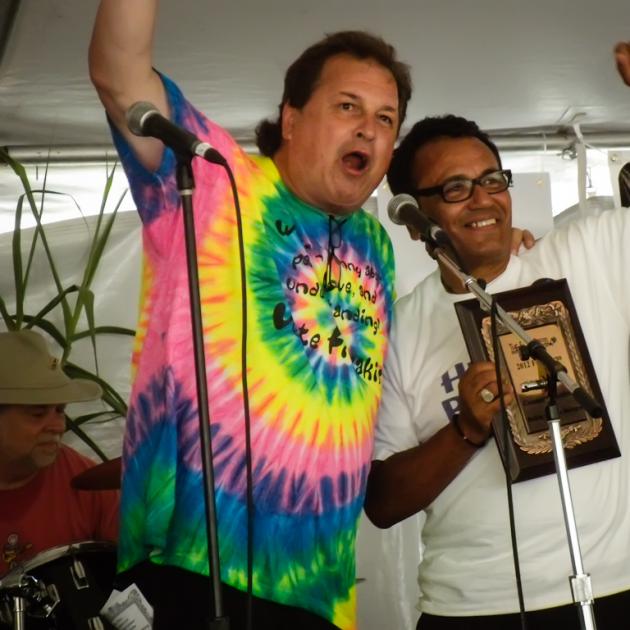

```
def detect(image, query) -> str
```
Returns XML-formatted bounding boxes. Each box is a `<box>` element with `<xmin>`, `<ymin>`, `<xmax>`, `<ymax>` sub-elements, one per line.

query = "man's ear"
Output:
<box><xmin>281</xmin><ymin>102</ymin><xmax>296</xmax><ymax>141</ymax></box>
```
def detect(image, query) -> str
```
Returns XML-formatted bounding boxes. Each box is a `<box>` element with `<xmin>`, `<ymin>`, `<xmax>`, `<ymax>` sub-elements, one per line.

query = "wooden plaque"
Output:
<box><xmin>455</xmin><ymin>279</ymin><xmax>620</xmax><ymax>482</ymax></box>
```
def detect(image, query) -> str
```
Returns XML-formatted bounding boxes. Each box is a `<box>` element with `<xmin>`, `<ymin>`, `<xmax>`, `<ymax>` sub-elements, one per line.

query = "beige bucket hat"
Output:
<box><xmin>0</xmin><ymin>330</ymin><xmax>102</xmax><ymax>405</ymax></box>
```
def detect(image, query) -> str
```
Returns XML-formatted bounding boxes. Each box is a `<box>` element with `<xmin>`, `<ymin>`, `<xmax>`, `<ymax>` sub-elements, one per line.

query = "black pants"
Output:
<box><xmin>116</xmin><ymin>561</ymin><xmax>339</xmax><ymax>630</ymax></box>
<box><xmin>417</xmin><ymin>589</ymin><xmax>630</xmax><ymax>629</ymax></box>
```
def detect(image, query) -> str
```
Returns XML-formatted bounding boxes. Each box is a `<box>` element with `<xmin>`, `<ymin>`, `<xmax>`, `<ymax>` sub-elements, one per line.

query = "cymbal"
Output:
<box><xmin>72</xmin><ymin>456</ymin><xmax>122</xmax><ymax>491</ymax></box>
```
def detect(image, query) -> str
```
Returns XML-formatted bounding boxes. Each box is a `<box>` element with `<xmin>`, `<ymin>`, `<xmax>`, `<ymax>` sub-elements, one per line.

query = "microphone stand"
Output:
<box><xmin>176</xmin><ymin>156</ymin><xmax>229</xmax><ymax>629</ymax></box>
<box><xmin>0</xmin><ymin>571</ymin><xmax>57</xmax><ymax>630</ymax></box>
<box><xmin>431</xmin><ymin>242</ymin><xmax>600</xmax><ymax>630</ymax></box>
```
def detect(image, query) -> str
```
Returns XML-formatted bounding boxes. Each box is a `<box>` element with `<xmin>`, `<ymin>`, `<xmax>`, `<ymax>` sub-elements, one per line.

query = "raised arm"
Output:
<box><xmin>89</xmin><ymin>0</ymin><xmax>168</xmax><ymax>171</ymax></box>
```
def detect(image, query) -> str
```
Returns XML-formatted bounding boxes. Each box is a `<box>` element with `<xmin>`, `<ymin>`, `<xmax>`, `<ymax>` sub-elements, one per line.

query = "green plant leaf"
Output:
<box><xmin>0</xmin><ymin>147</ymin><xmax>133</xmax><ymax>458</ymax></box>
<box><xmin>25</xmin><ymin>285</ymin><xmax>80</xmax><ymax>328</ymax></box>
<box><xmin>22</xmin><ymin>316</ymin><xmax>68</xmax><ymax>348</ymax></box>
<box><xmin>72</xmin><ymin>410</ymin><xmax>123</xmax><ymax>427</ymax></box>
<box><xmin>65</xmin><ymin>415</ymin><xmax>109</xmax><ymax>462</ymax></box>
<box><xmin>82</xmin><ymin>187</ymin><xmax>128</xmax><ymax>291</ymax></box>
<box><xmin>76</xmin><ymin>287</ymin><xmax>99</xmax><ymax>374</ymax></box>
<box><xmin>12</xmin><ymin>194</ymin><xmax>25</xmax><ymax>326</ymax></box>
<box><xmin>63</xmin><ymin>362</ymin><xmax>128</xmax><ymax>416</ymax></box>
<box><xmin>24</xmin><ymin>189</ymin><xmax>84</xmax><ymax>282</ymax></box>
<box><xmin>91</xmin><ymin>163</ymin><xmax>116</xmax><ymax>242</ymax></box>
<box><xmin>0</xmin><ymin>147</ymin><xmax>71</xmax><ymax>330</ymax></box>
<box><xmin>0</xmin><ymin>297</ymin><xmax>16</xmax><ymax>330</ymax></box>
<box><xmin>70</xmin><ymin>326</ymin><xmax>135</xmax><ymax>341</ymax></box>
<box><xmin>65</xmin><ymin>176</ymin><xmax>127</xmax><ymax>364</ymax></box>
<box><xmin>13</xmin><ymin>189</ymin><xmax>72</xmax><ymax>330</ymax></box>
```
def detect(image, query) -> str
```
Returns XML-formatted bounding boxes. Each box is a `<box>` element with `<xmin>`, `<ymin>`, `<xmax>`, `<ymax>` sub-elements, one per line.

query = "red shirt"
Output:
<box><xmin>0</xmin><ymin>445</ymin><xmax>119</xmax><ymax>575</ymax></box>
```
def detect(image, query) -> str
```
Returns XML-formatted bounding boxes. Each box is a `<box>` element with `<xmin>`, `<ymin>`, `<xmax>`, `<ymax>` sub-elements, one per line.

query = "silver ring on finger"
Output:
<box><xmin>479</xmin><ymin>387</ymin><xmax>495</xmax><ymax>403</ymax></box>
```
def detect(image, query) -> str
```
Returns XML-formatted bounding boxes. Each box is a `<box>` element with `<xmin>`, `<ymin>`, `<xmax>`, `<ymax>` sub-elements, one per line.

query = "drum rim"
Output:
<box><xmin>6</xmin><ymin>540</ymin><xmax>116</xmax><ymax>577</ymax></box>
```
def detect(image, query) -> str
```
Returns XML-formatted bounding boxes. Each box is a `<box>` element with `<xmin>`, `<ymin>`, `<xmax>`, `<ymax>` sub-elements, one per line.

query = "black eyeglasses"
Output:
<box><xmin>414</xmin><ymin>169</ymin><xmax>513</xmax><ymax>203</ymax></box>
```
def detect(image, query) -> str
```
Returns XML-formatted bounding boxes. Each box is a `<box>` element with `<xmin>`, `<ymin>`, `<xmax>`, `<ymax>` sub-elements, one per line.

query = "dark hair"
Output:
<box><xmin>255</xmin><ymin>30</ymin><xmax>412</xmax><ymax>157</ymax></box>
<box><xmin>387</xmin><ymin>114</ymin><xmax>502</xmax><ymax>196</ymax></box>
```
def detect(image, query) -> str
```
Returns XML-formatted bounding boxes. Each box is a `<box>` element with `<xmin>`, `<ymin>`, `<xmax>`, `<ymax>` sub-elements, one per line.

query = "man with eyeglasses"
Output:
<box><xmin>364</xmin><ymin>58</ymin><xmax>630</xmax><ymax>629</ymax></box>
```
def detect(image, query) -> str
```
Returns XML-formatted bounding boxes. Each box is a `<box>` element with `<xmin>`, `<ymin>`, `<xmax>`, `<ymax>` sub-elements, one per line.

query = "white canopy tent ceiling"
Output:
<box><xmin>1</xmin><ymin>0</ymin><xmax>630</xmax><ymax>157</ymax></box>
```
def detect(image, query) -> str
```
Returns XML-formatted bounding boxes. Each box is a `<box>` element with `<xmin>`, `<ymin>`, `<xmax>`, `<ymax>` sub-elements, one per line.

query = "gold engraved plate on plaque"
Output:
<box><xmin>481</xmin><ymin>301</ymin><xmax>602</xmax><ymax>455</ymax></box>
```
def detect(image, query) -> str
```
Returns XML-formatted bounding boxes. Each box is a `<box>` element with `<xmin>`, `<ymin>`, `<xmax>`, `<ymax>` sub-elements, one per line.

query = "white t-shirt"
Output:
<box><xmin>374</xmin><ymin>208</ymin><xmax>630</xmax><ymax>616</ymax></box>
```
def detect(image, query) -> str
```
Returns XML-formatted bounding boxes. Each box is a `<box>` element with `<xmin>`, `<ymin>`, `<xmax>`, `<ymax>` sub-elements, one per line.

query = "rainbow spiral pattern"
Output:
<box><xmin>112</xmin><ymin>75</ymin><xmax>395</xmax><ymax>630</ymax></box>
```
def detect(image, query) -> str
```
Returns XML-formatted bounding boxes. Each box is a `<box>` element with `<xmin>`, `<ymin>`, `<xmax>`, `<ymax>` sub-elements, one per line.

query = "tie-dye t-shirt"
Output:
<box><xmin>111</xmin><ymin>75</ymin><xmax>395</xmax><ymax>630</ymax></box>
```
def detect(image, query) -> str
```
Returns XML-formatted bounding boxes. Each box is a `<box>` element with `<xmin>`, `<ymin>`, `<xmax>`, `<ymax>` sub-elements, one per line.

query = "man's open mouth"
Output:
<box><xmin>342</xmin><ymin>151</ymin><xmax>369</xmax><ymax>173</ymax></box>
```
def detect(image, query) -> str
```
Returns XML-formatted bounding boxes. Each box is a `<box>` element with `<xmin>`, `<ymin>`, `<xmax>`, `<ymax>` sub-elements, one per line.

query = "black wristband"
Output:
<box><xmin>451</xmin><ymin>413</ymin><xmax>487</xmax><ymax>448</ymax></box>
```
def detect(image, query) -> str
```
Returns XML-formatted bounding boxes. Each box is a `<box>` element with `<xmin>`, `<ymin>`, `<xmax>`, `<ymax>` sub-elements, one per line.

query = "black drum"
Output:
<box><xmin>0</xmin><ymin>541</ymin><xmax>116</xmax><ymax>629</ymax></box>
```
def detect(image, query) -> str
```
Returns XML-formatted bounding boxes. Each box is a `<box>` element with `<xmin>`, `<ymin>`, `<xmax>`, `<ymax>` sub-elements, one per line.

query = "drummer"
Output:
<box><xmin>0</xmin><ymin>330</ymin><xmax>119</xmax><ymax>575</ymax></box>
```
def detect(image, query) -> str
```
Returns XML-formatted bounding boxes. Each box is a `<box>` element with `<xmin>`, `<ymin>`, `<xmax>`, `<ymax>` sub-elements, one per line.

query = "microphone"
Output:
<box><xmin>126</xmin><ymin>101</ymin><xmax>226</xmax><ymax>165</ymax></box>
<box><xmin>387</xmin><ymin>193</ymin><xmax>450</xmax><ymax>246</ymax></box>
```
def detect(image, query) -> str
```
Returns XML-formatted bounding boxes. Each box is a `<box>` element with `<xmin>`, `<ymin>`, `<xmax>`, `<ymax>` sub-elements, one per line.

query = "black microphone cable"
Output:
<box><xmin>490</xmin><ymin>297</ymin><xmax>528</xmax><ymax>630</ymax></box>
<box><xmin>221</xmin><ymin>163</ymin><xmax>255</xmax><ymax>630</ymax></box>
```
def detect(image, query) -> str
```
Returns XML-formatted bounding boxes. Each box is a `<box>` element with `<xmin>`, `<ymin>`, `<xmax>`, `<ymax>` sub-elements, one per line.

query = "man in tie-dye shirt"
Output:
<box><xmin>89</xmin><ymin>2</ymin><xmax>411</xmax><ymax>628</ymax></box>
